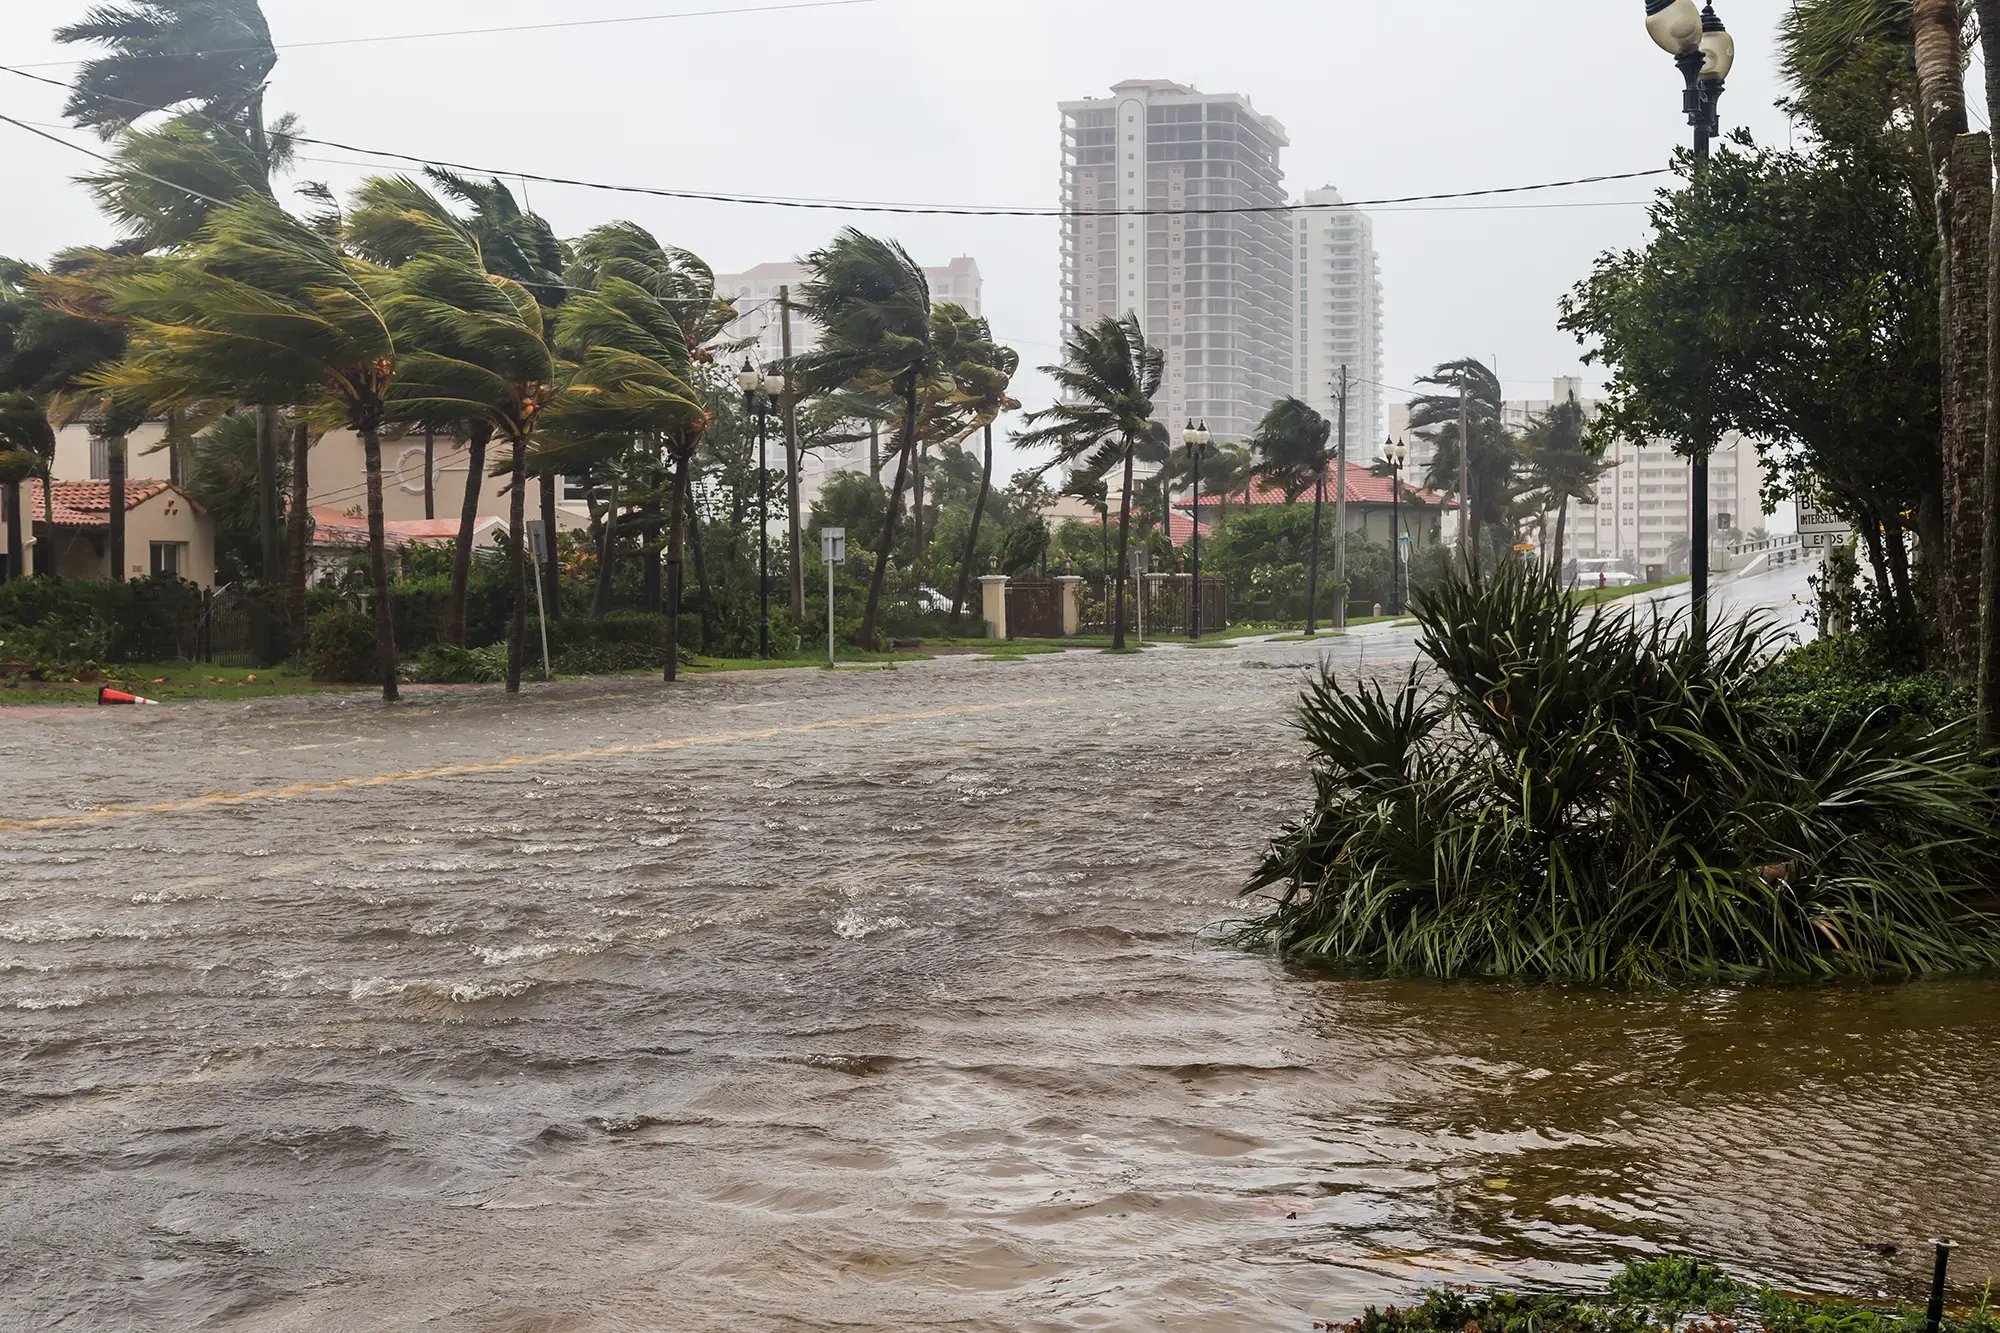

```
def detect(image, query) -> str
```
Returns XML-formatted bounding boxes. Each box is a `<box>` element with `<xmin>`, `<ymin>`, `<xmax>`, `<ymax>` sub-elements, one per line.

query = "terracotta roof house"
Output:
<box><xmin>1168</xmin><ymin>463</ymin><xmax>1453</xmax><ymax>549</ymax></box>
<box><xmin>5</xmin><ymin>480</ymin><xmax>217</xmax><ymax>584</ymax></box>
<box><xmin>305</xmin><ymin>506</ymin><xmax>504</xmax><ymax>581</ymax></box>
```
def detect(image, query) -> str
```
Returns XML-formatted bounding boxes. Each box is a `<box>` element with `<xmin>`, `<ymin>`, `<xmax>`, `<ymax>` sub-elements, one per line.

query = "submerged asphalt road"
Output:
<box><xmin>2</xmin><ymin>565</ymin><xmax>1993</xmax><ymax>1331</ymax></box>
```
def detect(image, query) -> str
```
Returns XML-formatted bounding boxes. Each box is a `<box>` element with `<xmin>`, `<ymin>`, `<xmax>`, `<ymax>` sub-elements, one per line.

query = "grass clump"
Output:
<box><xmin>1242</xmin><ymin>563</ymin><xmax>2000</xmax><ymax>984</ymax></box>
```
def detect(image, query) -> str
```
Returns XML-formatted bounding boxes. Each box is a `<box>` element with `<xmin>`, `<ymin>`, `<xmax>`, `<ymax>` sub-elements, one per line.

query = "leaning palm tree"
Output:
<box><xmin>84</xmin><ymin>197</ymin><xmax>404</xmax><ymax>699</ymax></box>
<box><xmin>540</xmin><ymin>249</ymin><xmax>712</xmax><ymax>680</ymax></box>
<box><xmin>1517</xmin><ymin>395</ymin><xmax>1608</xmax><ymax>577</ymax></box>
<box><xmin>1016</xmin><ymin>314</ymin><xmax>1165</xmax><ymax>651</ymax></box>
<box><xmin>795</xmin><ymin>229</ymin><xmax>938</xmax><ymax>648</ymax></box>
<box><xmin>1252</xmin><ymin>397</ymin><xmax>1335</xmax><ymax>634</ymax></box>
<box><xmin>1409</xmin><ymin>358</ymin><xmax>1515</xmax><ymax>578</ymax></box>
<box><xmin>370</xmin><ymin>191</ymin><xmax>561</xmax><ymax>694</ymax></box>
<box><xmin>939</xmin><ymin>310</ymin><xmax>1020</xmax><ymax>628</ymax></box>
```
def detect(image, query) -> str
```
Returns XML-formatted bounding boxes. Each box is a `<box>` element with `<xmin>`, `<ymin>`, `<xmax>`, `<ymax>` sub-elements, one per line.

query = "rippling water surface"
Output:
<box><xmin>1</xmin><ymin>636</ymin><xmax>1994</xmax><ymax>1331</ymax></box>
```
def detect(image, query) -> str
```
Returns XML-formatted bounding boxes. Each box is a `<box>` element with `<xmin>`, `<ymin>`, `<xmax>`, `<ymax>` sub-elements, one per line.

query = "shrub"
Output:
<box><xmin>1752</xmin><ymin>633</ymin><xmax>1972</xmax><ymax>738</ymax></box>
<box><xmin>306</xmin><ymin>609</ymin><xmax>380</xmax><ymax>683</ymax></box>
<box><xmin>1242</xmin><ymin>562</ymin><xmax>2000</xmax><ymax>984</ymax></box>
<box><xmin>410</xmin><ymin>643</ymin><xmax>505</xmax><ymax>684</ymax></box>
<box><xmin>544</xmin><ymin>612</ymin><xmax>693</xmax><ymax>675</ymax></box>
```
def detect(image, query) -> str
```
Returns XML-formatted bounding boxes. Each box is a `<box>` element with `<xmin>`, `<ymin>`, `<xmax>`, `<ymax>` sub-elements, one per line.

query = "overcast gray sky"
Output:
<box><xmin>0</xmin><ymin>0</ymin><xmax>1796</xmax><ymax>475</ymax></box>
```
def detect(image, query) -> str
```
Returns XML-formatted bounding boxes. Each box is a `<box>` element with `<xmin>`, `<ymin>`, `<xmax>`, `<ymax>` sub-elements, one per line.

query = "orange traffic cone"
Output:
<box><xmin>98</xmin><ymin>686</ymin><xmax>160</xmax><ymax>706</ymax></box>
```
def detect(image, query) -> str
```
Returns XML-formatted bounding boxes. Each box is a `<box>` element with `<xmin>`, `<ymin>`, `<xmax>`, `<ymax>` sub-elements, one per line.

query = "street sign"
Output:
<box><xmin>821</xmin><ymin>527</ymin><xmax>847</xmax><ymax>565</ymax></box>
<box><xmin>524</xmin><ymin>519</ymin><xmax>550</xmax><ymax>564</ymax></box>
<box><xmin>1796</xmin><ymin>497</ymin><xmax>1850</xmax><ymax>551</ymax></box>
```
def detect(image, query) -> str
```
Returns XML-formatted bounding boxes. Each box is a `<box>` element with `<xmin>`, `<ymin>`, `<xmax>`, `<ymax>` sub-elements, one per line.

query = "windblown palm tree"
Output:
<box><xmin>364</xmin><ymin>183</ymin><xmax>561</xmax><ymax>693</ymax></box>
<box><xmin>937</xmin><ymin>310</ymin><xmax>1020</xmax><ymax>627</ymax></box>
<box><xmin>795</xmin><ymin>229</ymin><xmax>939</xmax><ymax>647</ymax></box>
<box><xmin>1251</xmin><ymin>397</ymin><xmax>1335</xmax><ymax>634</ymax></box>
<box><xmin>1016</xmin><ymin>314</ymin><xmax>1165</xmax><ymax>650</ymax></box>
<box><xmin>544</xmin><ymin>224</ymin><xmax>714</xmax><ymax>679</ymax></box>
<box><xmin>1408</xmin><ymin>358</ymin><xmax>1519</xmax><ymax>578</ymax></box>
<box><xmin>83</xmin><ymin>197</ymin><xmax>404</xmax><ymax>699</ymax></box>
<box><xmin>1517</xmin><ymin>394</ymin><xmax>1608</xmax><ymax>577</ymax></box>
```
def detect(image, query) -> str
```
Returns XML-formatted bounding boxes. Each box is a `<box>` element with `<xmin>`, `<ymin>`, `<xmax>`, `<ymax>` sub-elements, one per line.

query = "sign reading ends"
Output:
<box><xmin>1796</xmin><ymin>498</ymin><xmax>1849</xmax><ymax>551</ymax></box>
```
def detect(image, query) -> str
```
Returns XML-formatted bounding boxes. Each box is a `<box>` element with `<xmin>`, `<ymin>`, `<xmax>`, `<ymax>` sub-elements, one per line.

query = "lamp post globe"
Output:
<box><xmin>1699</xmin><ymin>3</ymin><xmax>1734</xmax><ymax>81</ymax></box>
<box><xmin>762</xmin><ymin>370</ymin><xmax>787</xmax><ymax>399</ymax></box>
<box><xmin>737</xmin><ymin>359</ymin><xmax>761</xmax><ymax>395</ymax></box>
<box><xmin>1644</xmin><ymin>0</ymin><xmax>1702</xmax><ymax>55</ymax></box>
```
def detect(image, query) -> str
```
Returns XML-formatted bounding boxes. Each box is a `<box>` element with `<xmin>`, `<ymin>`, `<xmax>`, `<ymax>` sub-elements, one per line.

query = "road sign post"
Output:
<box><xmin>524</xmin><ymin>520</ymin><xmax>552</xmax><ymax>682</ymax></box>
<box><xmin>821</xmin><ymin>527</ymin><xmax>846</xmax><ymax>666</ymax></box>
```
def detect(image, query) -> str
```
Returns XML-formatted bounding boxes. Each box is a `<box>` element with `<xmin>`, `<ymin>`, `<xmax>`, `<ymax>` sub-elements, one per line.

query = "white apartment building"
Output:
<box><xmin>1511</xmin><ymin>378</ymin><xmax>1767</xmax><ymax>574</ymax></box>
<box><xmin>1059</xmin><ymin>80</ymin><xmax>1295</xmax><ymax>443</ymax></box>
<box><xmin>1294</xmin><ymin>187</ymin><xmax>1384</xmax><ymax>452</ymax></box>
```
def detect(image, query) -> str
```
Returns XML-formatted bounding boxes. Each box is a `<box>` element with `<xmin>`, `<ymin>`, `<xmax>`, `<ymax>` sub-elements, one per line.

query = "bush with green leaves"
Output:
<box><xmin>409</xmin><ymin>643</ymin><xmax>507</xmax><ymax>684</ymax></box>
<box><xmin>1242</xmin><ymin>562</ymin><xmax>2000</xmax><ymax>983</ymax></box>
<box><xmin>305</xmin><ymin>609</ymin><xmax>380</xmax><ymax>683</ymax></box>
<box><xmin>1752</xmin><ymin>633</ymin><xmax>1972</xmax><ymax>738</ymax></box>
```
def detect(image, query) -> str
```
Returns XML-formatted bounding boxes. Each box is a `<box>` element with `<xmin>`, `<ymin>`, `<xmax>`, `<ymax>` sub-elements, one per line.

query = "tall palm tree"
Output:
<box><xmin>1517</xmin><ymin>394</ymin><xmax>1607</xmax><ymax>577</ymax></box>
<box><xmin>796</xmin><ymin>229</ymin><xmax>938</xmax><ymax>648</ymax></box>
<box><xmin>1252</xmin><ymin>397</ymin><xmax>1335</xmax><ymax>633</ymax></box>
<box><xmin>58</xmin><ymin>0</ymin><xmax>298</xmax><ymax>594</ymax></box>
<box><xmin>935</xmin><ymin>309</ymin><xmax>1019</xmax><ymax>627</ymax></box>
<box><xmin>1016</xmin><ymin>314</ymin><xmax>1165</xmax><ymax>651</ymax></box>
<box><xmin>1408</xmin><ymin>358</ymin><xmax>1517</xmax><ymax>578</ymax></box>
<box><xmin>85</xmin><ymin>197</ymin><xmax>404</xmax><ymax>699</ymax></box>
<box><xmin>1975</xmin><ymin>0</ymin><xmax>2000</xmax><ymax>745</ymax></box>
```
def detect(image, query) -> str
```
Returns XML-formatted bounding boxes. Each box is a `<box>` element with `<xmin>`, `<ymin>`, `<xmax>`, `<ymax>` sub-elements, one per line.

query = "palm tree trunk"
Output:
<box><xmin>107</xmin><ymin>435</ymin><xmax>127</xmax><ymax>582</ymax></box>
<box><xmin>950</xmin><ymin>420</ymin><xmax>996</xmax><ymax>628</ymax></box>
<box><xmin>1551</xmin><ymin>498</ymin><xmax>1568</xmax><ymax>580</ymax></box>
<box><xmin>423</xmin><ymin>428</ymin><xmax>435</xmax><ymax>520</ymax></box>
<box><xmin>1111</xmin><ymin>446</ymin><xmax>1136</xmax><ymax>651</ymax></box>
<box><xmin>256</xmin><ymin>404</ymin><xmax>282</xmax><ymax>585</ymax></box>
<box><xmin>642</xmin><ymin>479</ymin><xmax>663</xmax><ymax>615</ymax></box>
<box><xmin>786</xmin><ymin>424</ymin><xmax>806</xmax><ymax>621</ymax></box>
<box><xmin>360</xmin><ymin>425</ymin><xmax>399</xmax><ymax>702</ymax></box>
<box><xmin>287</xmin><ymin>419</ymin><xmax>310</xmax><ymax>641</ymax></box>
<box><xmin>1978</xmin><ymin>0</ymin><xmax>2000</xmax><ymax>745</ymax></box>
<box><xmin>861</xmin><ymin>374</ymin><xmax>920</xmax><ymax>648</ymax></box>
<box><xmin>912</xmin><ymin>441</ymin><xmax>926</xmax><ymax>573</ymax></box>
<box><xmin>506</xmin><ymin>438</ymin><xmax>528</xmax><ymax>694</ymax></box>
<box><xmin>666</xmin><ymin>450</ymin><xmax>687</xmax><ymax>682</ymax></box>
<box><xmin>1305</xmin><ymin>469</ymin><xmax>1325</xmax><ymax>635</ymax></box>
<box><xmin>446</xmin><ymin>421</ymin><xmax>491</xmax><ymax>647</ymax></box>
<box><xmin>539</xmin><ymin>470</ymin><xmax>562</xmax><ymax>620</ymax></box>
<box><xmin>683</xmin><ymin>464</ymin><xmax>713</xmax><ymax>651</ymax></box>
<box><xmin>35</xmin><ymin>465</ymin><xmax>54</xmax><ymax>575</ymax></box>
<box><xmin>593</xmin><ymin>476</ymin><xmax>619</xmax><ymax>622</ymax></box>
<box><xmin>3</xmin><ymin>481</ymin><xmax>22</xmax><ymax>580</ymax></box>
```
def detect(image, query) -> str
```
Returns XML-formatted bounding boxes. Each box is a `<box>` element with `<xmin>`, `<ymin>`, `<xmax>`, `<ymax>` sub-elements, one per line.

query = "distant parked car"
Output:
<box><xmin>913</xmin><ymin>586</ymin><xmax>953</xmax><ymax>613</ymax></box>
<box><xmin>1572</xmin><ymin>560</ymin><xmax>1640</xmax><ymax>589</ymax></box>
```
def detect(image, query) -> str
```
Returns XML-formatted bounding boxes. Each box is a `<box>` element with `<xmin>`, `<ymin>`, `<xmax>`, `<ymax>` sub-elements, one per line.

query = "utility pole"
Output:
<box><xmin>1333</xmin><ymin>364</ymin><xmax>1349</xmax><ymax>630</ymax></box>
<box><xmin>1457</xmin><ymin>380</ymin><xmax>1472</xmax><ymax>573</ymax></box>
<box><xmin>779</xmin><ymin>286</ymin><xmax>805</xmax><ymax>620</ymax></box>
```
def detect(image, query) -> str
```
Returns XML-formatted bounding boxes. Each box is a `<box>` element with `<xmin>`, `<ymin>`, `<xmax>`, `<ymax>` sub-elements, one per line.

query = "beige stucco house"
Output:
<box><xmin>7</xmin><ymin>480</ymin><xmax>218</xmax><ymax>584</ymax></box>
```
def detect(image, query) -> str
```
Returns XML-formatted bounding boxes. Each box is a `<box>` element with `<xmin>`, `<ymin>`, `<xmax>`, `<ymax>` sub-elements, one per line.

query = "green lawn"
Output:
<box><xmin>1572</xmin><ymin>575</ymin><xmax>1691</xmax><ymax>605</ymax></box>
<box><xmin>0</xmin><ymin>661</ymin><xmax>343</xmax><ymax>706</ymax></box>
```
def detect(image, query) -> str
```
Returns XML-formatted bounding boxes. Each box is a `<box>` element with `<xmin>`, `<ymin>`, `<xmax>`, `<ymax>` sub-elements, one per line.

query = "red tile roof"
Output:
<box><xmin>21</xmin><ymin>480</ymin><xmax>192</xmax><ymax>528</ymax></box>
<box><xmin>1179</xmin><ymin>464</ymin><xmax>1452</xmax><ymax>512</ymax></box>
<box><xmin>308</xmin><ymin>506</ymin><xmax>502</xmax><ymax>550</ymax></box>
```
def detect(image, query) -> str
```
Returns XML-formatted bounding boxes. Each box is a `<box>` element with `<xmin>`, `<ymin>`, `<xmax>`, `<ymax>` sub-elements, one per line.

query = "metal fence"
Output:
<box><xmin>1006</xmin><ymin>579</ymin><xmax>1064</xmax><ymax>639</ymax></box>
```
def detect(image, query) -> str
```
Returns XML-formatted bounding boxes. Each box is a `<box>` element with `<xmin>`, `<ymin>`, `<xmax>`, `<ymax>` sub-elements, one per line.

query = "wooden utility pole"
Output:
<box><xmin>780</xmin><ymin>286</ymin><xmax>805</xmax><ymax>619</ymax></box>
<box><xmin>1333</xmin><ymin>364</ymin><xmax>1349</xmax><ymax>629</ymax></box>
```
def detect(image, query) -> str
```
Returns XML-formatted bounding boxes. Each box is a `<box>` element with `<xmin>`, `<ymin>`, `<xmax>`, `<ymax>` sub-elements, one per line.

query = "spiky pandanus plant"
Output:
<box><xmin>1016</xmin><ymin>314</ymin><xmax>1166</xmax><ymax>651</ymax></box>
<box><xmin>83</xmin><ymin>197</ymin><xmax>405</xmax><ymax>698</ymax></box>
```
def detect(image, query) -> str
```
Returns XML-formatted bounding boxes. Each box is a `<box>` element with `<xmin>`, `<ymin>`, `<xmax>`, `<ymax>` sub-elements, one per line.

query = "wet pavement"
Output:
<box><xmin>0</xmin><ymin>569</ymin><xmax>1993</xmax><ymax>1331</ymax></box>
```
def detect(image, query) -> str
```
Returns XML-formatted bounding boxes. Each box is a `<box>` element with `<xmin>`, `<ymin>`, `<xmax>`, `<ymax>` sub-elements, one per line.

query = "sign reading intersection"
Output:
<box><xmin>1796</xmin><ymin>498</ymin><xmax>1850</xmax><ymax>551</ymax></box>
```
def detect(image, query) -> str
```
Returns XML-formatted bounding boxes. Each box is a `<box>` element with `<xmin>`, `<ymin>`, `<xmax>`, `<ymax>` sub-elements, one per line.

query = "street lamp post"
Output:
<box><xmin>1382</xmin><ymin>437</ymin><xmax>1409</xmax><ymax>615</ymax></box>
<box><xmin>1645</xmin><ymin>0</ymin><xmax>1734</xmax><ymax>639</ymax></box>
<box><xmin>1183</xmin><ymin>420</ymin><xmax>1212</xmax><ymax>639</ymax></box>
<box><xmin>738</xmin><ymin>360</ymin><xmax>786</xmax><ymax>658</ymax></box>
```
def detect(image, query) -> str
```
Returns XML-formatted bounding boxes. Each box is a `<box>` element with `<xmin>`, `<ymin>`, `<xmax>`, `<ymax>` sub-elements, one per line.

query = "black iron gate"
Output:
<box><xmin>1006</xmin><ymin>578</ymin><xmax>1063</xmax><ymax>639</ymax></box>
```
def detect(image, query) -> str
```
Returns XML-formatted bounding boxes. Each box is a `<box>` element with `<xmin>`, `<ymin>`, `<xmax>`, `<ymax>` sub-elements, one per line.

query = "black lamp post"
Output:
<box><xmin>738</xmin><ymin>359</ymin><xmax>786</xmax><ymax>657</ymax></box>
<box><xmin>1646</xmin><ymin>0</ymin><xmax>1734</xmax><ymax>638</ymax></box>
<box><xmin>1382</xmin><ymin>436</ymin><xmax>1409</xmax><ymax>615</ymax></box>
<box><xmin>1183</xmin><ymin>419</ymin><xmax>1212</xmax><ymax>639</ymax></box>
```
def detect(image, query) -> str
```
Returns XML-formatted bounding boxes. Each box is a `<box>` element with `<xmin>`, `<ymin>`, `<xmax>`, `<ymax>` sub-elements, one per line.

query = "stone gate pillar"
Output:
<box><xmin>1055</xmin><ymin>576</ymin><xmax>1084</xmax><ymax>637</ymax></box>
<box><xmin>979</xmin><ymin>574</ymin><xmax>1009</xmax><ymax>640</ymax></box>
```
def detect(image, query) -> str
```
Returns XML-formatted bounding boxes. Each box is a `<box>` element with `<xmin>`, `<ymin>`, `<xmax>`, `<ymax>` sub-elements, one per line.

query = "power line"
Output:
<box><xmin>10</xmin><ymin>0</ymin><xmax>881</xmax><ymax>69</ymax></box>
<box><xmin>0</xmin><ymin>63</ymin><xmax>1670</xmax><ymax>219</ymax></box>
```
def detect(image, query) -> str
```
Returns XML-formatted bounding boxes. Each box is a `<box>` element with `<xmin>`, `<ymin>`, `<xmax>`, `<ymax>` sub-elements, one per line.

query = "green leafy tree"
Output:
<box><xmin>795</xmin><ymin>229</ymin><xmax>939</xmax><ymax>647</ymax></box>
<box><xmin>1016</xmin><ymin>314</ymin><xmax>1164</xmax><ymax>650</ymax></box>
<box><xmin>1516</xmin><ymin>395</ymin><xmax>1608</xmax><ymax>577</ymax></box>
<box><xmin>181</xmin><ymin>410</ymin><xmax>284</xmax><ymax>581</ymax></box>
<box><xmin>0</xmin><ymin>394</ymin><xmax>55</xmax><ymax>578</ymax></box>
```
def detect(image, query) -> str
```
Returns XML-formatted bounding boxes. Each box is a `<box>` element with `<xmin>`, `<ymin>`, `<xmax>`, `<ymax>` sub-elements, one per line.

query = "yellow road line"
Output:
<box><xmin>0</xmin><ymin>697</ymin><xmax>1070</xmax><ymax>835</ymax></box>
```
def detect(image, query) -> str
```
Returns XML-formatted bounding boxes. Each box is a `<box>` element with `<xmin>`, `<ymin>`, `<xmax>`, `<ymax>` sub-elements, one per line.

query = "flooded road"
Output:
<box><xmin>1</xmin><ymin>621</ymin><xmax>1994</xmax><ymax>1330</ymax></box>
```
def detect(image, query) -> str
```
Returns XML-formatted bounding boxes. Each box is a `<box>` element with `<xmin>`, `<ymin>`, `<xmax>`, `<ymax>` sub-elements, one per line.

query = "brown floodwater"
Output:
<box><xmin>0</xmin><ymin>627</ymin><xmax>1993</xmax><ymax>1330</ymax></box>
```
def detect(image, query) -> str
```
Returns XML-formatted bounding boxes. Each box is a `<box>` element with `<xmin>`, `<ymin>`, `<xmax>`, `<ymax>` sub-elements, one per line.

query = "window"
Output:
<box><xmin>149</xmin><ymin>542</ymin><xmax>185</xmax><ymax>578</ymax></box>
<box><xmin>90</xmin><ymin>437</ymin><xmax>109</xmax><ymax>479</ymax></box>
